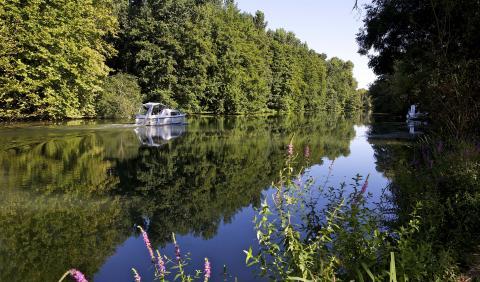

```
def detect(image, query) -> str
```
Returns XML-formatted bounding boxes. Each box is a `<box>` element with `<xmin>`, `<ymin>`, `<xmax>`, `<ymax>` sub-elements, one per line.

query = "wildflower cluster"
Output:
<box><xmin>59</xmin><ymin>229</ymin><xmax>212</xmax><ymax>282</ymax></box>
<box><xmin>245</xmin><ymin>141</ymin><xmax>433</xmax><ymax>281</ymax></box>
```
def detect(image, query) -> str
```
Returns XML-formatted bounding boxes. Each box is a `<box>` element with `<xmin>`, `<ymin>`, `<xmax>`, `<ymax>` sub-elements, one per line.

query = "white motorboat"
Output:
<box><xmin>406</xmin><ymin>104</ymin><xmax>427</xmax><ymax>121</ymax></box>
<box><xmin>135</xmin><ymin>102</ymin><xmax>186</xmax><ymax>126</ymax></box>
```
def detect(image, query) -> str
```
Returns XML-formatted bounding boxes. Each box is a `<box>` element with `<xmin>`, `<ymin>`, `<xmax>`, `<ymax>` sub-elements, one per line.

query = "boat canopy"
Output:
<box><xmin>143</xmin><ymin>102</ymin><xmax>165</xmax><ymax>108</ymax></box>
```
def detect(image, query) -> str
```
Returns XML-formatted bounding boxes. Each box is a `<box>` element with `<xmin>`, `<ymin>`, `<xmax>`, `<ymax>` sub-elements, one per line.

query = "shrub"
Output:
<box><xmin>96</xmin><ymin>73</ymin><xmax>143</xmax><ymax>119</ymax></box>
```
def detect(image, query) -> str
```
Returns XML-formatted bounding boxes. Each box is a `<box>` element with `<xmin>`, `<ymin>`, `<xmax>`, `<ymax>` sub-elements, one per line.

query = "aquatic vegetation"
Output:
<box><xmin>204</xmin><ymin>258</ymin><xmax>211</xmax><ymax>282</ymax></box>
<box><xmin>246</xmin><ymin>145</ymin><xmax>461</xmax><ymax>281</ymax></box>
<box><xmin>376</xmin><ymin>138</ymin><xmax>480</xmax><ymax>275</ymax></box>
<box><xmin>156</xmin><ymin>250</ymin><xmax>166</xmax><ymax>278</ymax></box>
<box><xmin>138</xmin><ymin>226</ymin><xmax>155</xmax><ymax>261</ymax></box>
<box><xmin>59</xmin><ymin>230</ymin><xmax>210</xmax><ymax>282</ymax></box>
<box><xmin>132</xmin><ymin>268</ymin><xmax>141</xmax><ymax>282</ymax></box>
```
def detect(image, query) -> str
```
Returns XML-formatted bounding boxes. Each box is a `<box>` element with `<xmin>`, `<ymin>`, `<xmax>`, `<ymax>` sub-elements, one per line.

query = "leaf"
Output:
<box><xmin>244</xmin><ymin>247</ymin><xmax>253</xmax><ymax>264</ymax></box>
<box><xmin>361</xmin><ymin>263</ymin><xmax>376</xmax><ymax>282</ymax></box>
<box><xmin>356</xmin><ymin>267</ymin><xmax>365</xmax><ymax>282</ymax></box>
<box><xmin>389</xmin><ymin>252</ymin><xmax>397</xmax><ymax>282</ymax></box>
<box><xmin>287</xmin><ymin>277</ymin><xmax>313</xmax><ymax>282</ymax></box>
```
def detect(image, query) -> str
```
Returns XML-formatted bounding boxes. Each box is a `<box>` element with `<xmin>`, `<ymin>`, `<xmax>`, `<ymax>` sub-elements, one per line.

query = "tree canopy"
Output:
<box><xmin>0</xmin><ymin>0</ymin><xmax>363</xmax><ymax>120</ymax></box>
<box><xmin>0</xmin><ymin>0</ymin><xmax>117</xmax><ymax>119</ymax></box>
<box><xmin>358</xmin><ymin>0</ymin><xmax>480</xmax><ymax>135</ymax></box>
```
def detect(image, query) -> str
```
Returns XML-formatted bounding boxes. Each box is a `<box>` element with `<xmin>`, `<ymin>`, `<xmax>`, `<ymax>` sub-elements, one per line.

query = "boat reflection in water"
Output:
<box><xmin>134</xmin><ymin>124</ymin><xmax>186</xmax><ymax>147</ymax></box>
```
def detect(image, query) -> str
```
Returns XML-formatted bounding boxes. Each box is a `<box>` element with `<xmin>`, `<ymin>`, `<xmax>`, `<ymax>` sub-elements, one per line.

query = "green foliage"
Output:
<box><xmin>246</xmin><ymin>152</ymin><xmax>461</xmax><ymax>281</ymax></box>
<box><xmin>0</xmin><ymin>0</ymin><xmax>117</xmax><ymax>119</ymax></box>
<box><xmin>358</xmin><ymin>0</ymin><xmax>480</xmax><ymax>135</ymax></box>
<box><xmin>373</xmin><ymin>137</ymin><xmax>480</xmax><ymax>274</ymax></box>
<box><xmin>1</xmin><ymin>0</ymin><xmax>364</xmax><ymax>119</ymax></box>
<box><xmin>0</xmin><ymin>191</ymin><xmax>129</xmax><ymax>281</ymax></box>
<box><xmin>113</xmin><ymin>0</ymin><xmax>361</xmax><ymax>114</ymax></box>
<box><xmin>326</xmin><ymin>57</ymin><xmax>360</xmax><ymax>111</ymax></box>
<box><xmin>96</xmin><ymin>73</ymin><xmax>143</xmax><ymax>119</ymax></box>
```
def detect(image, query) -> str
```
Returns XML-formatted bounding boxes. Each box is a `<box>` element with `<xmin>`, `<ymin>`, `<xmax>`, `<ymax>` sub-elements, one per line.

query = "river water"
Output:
<box><xmin>0</xmin><ymin>113</ymin><xmax>410</xmax><ymax>281</ymax></box>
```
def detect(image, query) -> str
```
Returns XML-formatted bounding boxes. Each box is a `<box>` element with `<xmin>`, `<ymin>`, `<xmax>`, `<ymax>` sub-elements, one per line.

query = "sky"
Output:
<box><xmin>235</xmin><ymin>0</ymin><xmax>376</xmax><ymax>89</ymax></box>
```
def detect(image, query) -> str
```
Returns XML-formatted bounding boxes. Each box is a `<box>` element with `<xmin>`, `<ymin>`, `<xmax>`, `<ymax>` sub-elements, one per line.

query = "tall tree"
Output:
<box><xmin>358</xmin><ymin>0</ymin><xmax>480</xmax><ymax>134</ymax></box>
<box><xmin>0</xmin><ymin>0</ymin><xmax>117</xmax><ymax>119</ymax></box>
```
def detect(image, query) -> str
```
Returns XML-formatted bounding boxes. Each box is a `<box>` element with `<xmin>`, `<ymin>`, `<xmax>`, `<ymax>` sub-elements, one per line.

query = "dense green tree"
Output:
<box><xmin>0</xmin><ymin>0</ymin><xmax>364</xmax><ymax>120</ymax></box>
<box><xmin>358</xmin><ymin>0</ymin><xmax>480</xmax><ymax>135</ymax></box>
<box><xmin>0</xmin><ymin>0</ymin><xmax>117</xmax><ymax>119</ymax></box>
<box><xmin>96</xmin><ymin>73</ymin><xmax>143</xmax><ymax>119</ymax></box>
<box><xmin>112</xmin><ymin>0</ymin><xmax>361</xmax><ymax>114</ymax></box>
<box><xmin>326</xmin><ymin>57</ymin><xmax>359</xmax><ymax>111</ymax></box>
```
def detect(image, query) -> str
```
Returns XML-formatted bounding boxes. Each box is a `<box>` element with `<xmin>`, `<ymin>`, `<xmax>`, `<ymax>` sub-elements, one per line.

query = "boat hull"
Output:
<box><xmin>135</xmin><ymin>115</ymin><xmax>186</xmax><ymax>126</ymax></box>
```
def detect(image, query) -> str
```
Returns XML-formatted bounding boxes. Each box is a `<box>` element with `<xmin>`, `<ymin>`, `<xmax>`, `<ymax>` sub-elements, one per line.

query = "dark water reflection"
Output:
<box><xmin>0</xmin><ymin>114</ymin><xmax>394</xmax><ymax>281</ymax></box>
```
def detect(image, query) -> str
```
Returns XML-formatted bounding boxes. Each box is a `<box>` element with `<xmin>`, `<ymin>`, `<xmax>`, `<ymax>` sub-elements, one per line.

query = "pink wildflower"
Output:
<box><xmin>138</xmin><ymin>226</ymin><xmax>155</xmax><ymax>261</ymax></box>
<box><xmin>175</xmin><ymin>243</ymin><xmax>181</xmax><ymax>261</ymax></box>
<box><xmin>69</xmin><ymin>269</ymin><xmax>88</xmax><ymax>282</ymax></box>
<box><xmin>304</xmin><ymin>145</ymin><xmax>310</xmax><ymax>159</ymax></box>
<box><xmin>204</xmin><ymin>258</ymin><xmax>211</xmax><ymax>281</ymax></box>
<box><xmin>132</xmin><ymin>268</ymin><xmax>141</xmax><ymax>282</ymax></box>
<box><xmin>287</xmin><ymin>142</ymin><xmax>294</xmax><ymax>157</ymax></box>
<box><xmin>360</xmin><ymin>175</ymin><xmax>369</xmax><ymax>194</ymax></box>
<box><xmin>156</xmin><ymin>250</ymin><xmax>166</xmax><ymax>276</ymax></box>
<box><xmin>352</xmin><ymin>174</ymin><xmax>370</xmax><ymax>206</ymax></box>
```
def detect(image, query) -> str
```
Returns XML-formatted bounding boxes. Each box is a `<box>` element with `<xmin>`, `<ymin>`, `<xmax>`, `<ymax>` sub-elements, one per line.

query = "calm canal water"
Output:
<box><xmin>0</xmin><ymin>113</ymin><xmax>409</xmax><ymax>281</ymax></box>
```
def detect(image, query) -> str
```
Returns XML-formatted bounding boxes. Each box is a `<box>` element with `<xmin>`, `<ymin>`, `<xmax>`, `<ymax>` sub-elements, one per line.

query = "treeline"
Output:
<box><xmin>0</xmin><ymin>0</ymin><xmax>364</xmax><ymax>120</ymax></box>
<box><xmin>358</xmin><ymin>0</ymin><xmax>480</xmax><ymax>136</ymax></box>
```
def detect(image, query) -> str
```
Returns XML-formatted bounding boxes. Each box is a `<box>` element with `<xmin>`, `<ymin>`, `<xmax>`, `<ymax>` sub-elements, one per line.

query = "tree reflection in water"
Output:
<box><xmin>0</xmin><ymin>113</ymin><xmax>361</xmax><ymax>281</ymax></box>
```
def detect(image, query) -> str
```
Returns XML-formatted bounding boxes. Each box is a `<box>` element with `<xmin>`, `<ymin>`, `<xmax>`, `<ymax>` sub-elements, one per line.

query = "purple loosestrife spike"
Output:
<box><xmin>360</xmin><ymin>174</ymin><xmax>370</xmax><ymax>194</ymax></box>
<box><xmin>287</xmin><ymin>142</ymin><xmax>294</xmax><ymax>157</ymax></box>
<box><xmin>132</xmin><ymin>268</ymin><xmax>141</xmax><ymax>282</ymax></box>
<box><xmin>274</xmin><ymin>190</ymin><xmax>282</xmax><ymax>206</ymax></box>
<box><xmin>353</xmin><ymin>174</ymin><xmax>371</xmax><ymax>205</ymax></box>
<box><xmin>175</xmin><ymin>243</ymin><xmax>181</xmax><ymax>261</ymax></box>
<box><xmin>138</xmin><ymin>226</ymin><xmax>155</xmax><ymax>261</ymax></box>
<box><xmin>304</xmin><ymin>145</ymin><xmax>310</xmax><ymax>159</ymax></box>
<box><xmin>69</xmin><ymin>269</ymin><xmax>88</xmax><ymax>282</ymax></box>
<box><xmin>204</xmin><ymin>258</ymin><xmax>211</xmax><ymax>281</ymax></box>
<box><xmin>156</xmin><ymin>250</ymin><xmax>166</xmax><ymax>276</ymax></box>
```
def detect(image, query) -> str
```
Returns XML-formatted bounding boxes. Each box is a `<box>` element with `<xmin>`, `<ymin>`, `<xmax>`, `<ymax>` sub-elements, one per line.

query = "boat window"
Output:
<box><xmin>138</xmin><ymin>106</ymin><xmax>148</xmax><ymax>115</ymax></box>
<box><xmin>171</xmin><ymin>111</ymin><xmax>180</xmax><ymax>116</ymax></box>
<box><xmin>152</xmin><ymin>106</ymin><xmax>162</xmax><ymax>115</ymax></box>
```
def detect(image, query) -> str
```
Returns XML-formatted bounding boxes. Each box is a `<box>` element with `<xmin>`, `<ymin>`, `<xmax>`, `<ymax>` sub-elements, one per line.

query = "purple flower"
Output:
<box><xmin>287</xmin><ymin>142</ymin><xmax>294</xmax><ymax>157</ymax></box>
<box><xmin>274</xmin><ymin>190</ymin><xmax>282</xmax><ymax>206</ymax></box>
<box><xmin>204</xmin><ymin>258</ymin><xmax>211</xmax><ymax>281</ymax></box>
<box><xmin>156</xmin><ymin>250</ymin><xmax>166</xmax><ymax>276</ymax></box>
<box><xmin>175</xmin><ymin>243</ymin><xmax>181</xmax><ymax>261</ymax></box>
<box><xmin>69</xmin><ymin>269</ymin><xmax>88</xmax><ymax>282</ymax></box>
<box><xmin>293</xmin><ymin>177</ymin><xmax>302</xmax><ymax>188</ymax></box>
<box><xmin>360</xmin><ymin>175</ymin><xmax>369</xmax><ymax>194</ymax></box>
<box><xmin>138</xmin><ymin>226</ymin><xmax>155</xmax><ymax>261</ymax></box>
<box><xmin>353</xmin><ymin>174</ymin><xmax>370</xmax><ymax>205</ymax></box>
<box><xmin>304</xmin><ymin>145</ymin><xmax>310</xmax><ymax>159</ymax></box>
<box><xmin>132</xmin><ymin>268</ymin><xmax>141</xmax><ymax>282</ymax></box>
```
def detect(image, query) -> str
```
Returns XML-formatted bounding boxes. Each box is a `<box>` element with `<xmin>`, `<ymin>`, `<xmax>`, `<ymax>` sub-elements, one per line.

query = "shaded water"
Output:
<box><xmin>0</xmin><ymin>114</ymin><xmax>406</xmax><ymax>281</ymax></box>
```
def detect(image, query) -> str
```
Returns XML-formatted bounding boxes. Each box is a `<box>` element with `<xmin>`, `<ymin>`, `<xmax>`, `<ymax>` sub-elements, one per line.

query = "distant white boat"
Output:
<box><xmin>406</xmin><ymin>104</ymin><xmax>427</xmax><ymax>121</ymax></box>
<box><xmin>135</xmin><ymin>102</ymin><xmax>186</xmax><ymax>126</ymax></box>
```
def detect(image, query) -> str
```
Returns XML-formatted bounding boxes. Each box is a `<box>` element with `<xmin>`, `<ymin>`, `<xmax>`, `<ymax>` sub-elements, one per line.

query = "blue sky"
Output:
<box><xmin>235</xmin><ymin>0</ymin><xmax>375</xmax><ymax>89</ymax></box>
